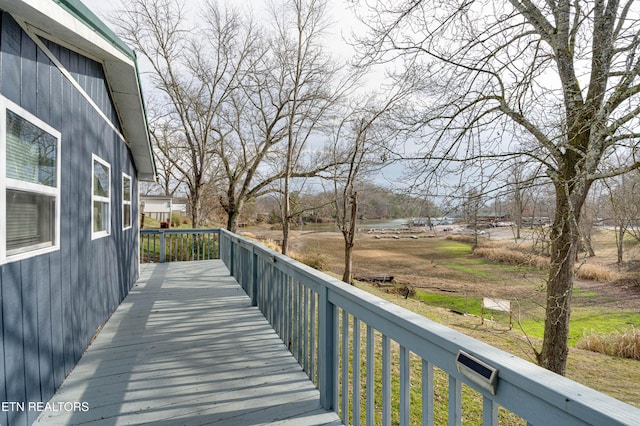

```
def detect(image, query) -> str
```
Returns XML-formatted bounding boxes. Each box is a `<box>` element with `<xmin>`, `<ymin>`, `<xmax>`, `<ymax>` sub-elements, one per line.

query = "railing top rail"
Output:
<box><xmin>218</xmin><ymin>229</ymin><xmax>640</xmax><ymax>426</ymax></box>
<box><xmin>140</xmin><ymin>228</ymin><xmax>221</xmax><ymax>235</ymax></box>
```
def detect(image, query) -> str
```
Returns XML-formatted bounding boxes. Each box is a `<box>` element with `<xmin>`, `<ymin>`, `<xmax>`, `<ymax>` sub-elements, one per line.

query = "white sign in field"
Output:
<box><xmin>482</xmin><ymin>298</ymin><xmax>510</xmax><ymax>312</ymax></box>
<box><xmin>481</xmin><ymin>297</ymin><xmax>512</xmax><ymax>329</ymax></box>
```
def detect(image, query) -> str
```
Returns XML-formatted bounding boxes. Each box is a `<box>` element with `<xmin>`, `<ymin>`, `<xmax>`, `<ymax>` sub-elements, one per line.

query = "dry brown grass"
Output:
<box><xmin>255</xmin><ymin>238</ymin><xmax>329</xmax><ymax>270</ymax></box>
<box><xmin>473</xmin><ymin>246</ymin><xmax>550</xmax><ymax>268</ymax></box>
<box><xmin>574</xmin><ymin>262</ymin><xmax>619</xmax><ymax>282</ymax></box>
<box><xmin>577</xmin><ymin>328</ymin><xmax>640</xmax><ymax>359</ymax></box>
<box><xmin>472</xmin><ymin>241</ymin><xmax>620</xmax><ymax>282</ymax></box>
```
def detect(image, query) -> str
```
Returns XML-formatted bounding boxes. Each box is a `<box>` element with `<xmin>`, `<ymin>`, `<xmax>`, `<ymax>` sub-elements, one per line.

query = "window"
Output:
<box><xmin>1</xmin><ymin>98</ymin><xmax>61</xmax><ymax>263</ymax></box>
<box><xmin>122</xmin><ymin>173</ymin><xmax>132</xmax><ymax>230</ymax></box>
<box><xmin>92</xmin><ymin>155</ymin><xmax>111</xmax><ymax>239</ymax></box>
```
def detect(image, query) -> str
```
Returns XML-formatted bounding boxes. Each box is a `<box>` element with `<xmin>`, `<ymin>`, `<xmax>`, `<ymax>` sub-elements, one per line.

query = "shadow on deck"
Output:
<box><xmin>35</xmin><ymin>261</ymin><xmax>342</xmax><ymax>425</ymax></box>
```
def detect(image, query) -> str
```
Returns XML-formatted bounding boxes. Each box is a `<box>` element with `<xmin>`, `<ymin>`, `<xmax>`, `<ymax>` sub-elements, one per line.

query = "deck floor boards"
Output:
<box><xmin>35</xmin><ymin>261</ymin><xmax>341</xmax><ymax>425</ymax></box>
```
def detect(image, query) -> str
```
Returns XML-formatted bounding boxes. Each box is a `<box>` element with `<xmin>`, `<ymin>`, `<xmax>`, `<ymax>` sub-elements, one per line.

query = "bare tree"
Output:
<box><xmin>604</xmin><ymin>172</ymin><xmax>640</xmax><ymax>263</ymax></box>
<box><xmin>327</xmin><ymin>90</ymin><xmax>408</xmax><ymax>283</ymax></box>
<box><xmin>266</xmin><ymin>0</ymin><xmax>356</xmax><ymax>255</ymax></box>
<box><xmin>216</xmin><ymin>33</ymin><xmax>342</xmax><ymax>233</ymax></box>
<box><xmin>352</xmin><ymin>0</ymin><xmax>640</xmax><ymax>374</ymax></box>
<box><xmin>114</xmin><ymin>0</ymin><xmax>257</xmax><ymax>227</ymax></box>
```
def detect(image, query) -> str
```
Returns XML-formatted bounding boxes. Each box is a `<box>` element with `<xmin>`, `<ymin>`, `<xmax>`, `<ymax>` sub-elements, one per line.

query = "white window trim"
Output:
<box><xmin>122</xmin><ymin>173</ymin><xmax>132</xmax><ymax>231</ymax></box>
<box><xmin>0</xmin><ymin>96</ymin><xmax>61</xmax><ymax>264</ymax></box>
<box><xmin>92</xmin><ymin>154</ymin><xmax>111</xmax><ymax>240</ymax></box>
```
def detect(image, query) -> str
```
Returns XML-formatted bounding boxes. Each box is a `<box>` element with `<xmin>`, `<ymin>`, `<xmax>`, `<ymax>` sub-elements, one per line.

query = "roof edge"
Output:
<box><xmin>53</xmin><ymin>0</ymin><xmax>135</xmax><ymax>59</ymax></box>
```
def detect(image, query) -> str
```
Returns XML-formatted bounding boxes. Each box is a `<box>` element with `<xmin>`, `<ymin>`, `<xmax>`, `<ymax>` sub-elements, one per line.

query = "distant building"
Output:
<box><xmin>141</xmin><ymin>195</ymin><xmax>173</xmax><ymax>225</ymax></box>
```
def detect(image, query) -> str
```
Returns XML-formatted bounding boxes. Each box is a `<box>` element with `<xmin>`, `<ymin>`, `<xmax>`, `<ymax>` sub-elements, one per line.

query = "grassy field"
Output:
<box><xmin>243</xmin><ymin>225</ymin><xmax>640</xmax><ymax>408</ymax></box>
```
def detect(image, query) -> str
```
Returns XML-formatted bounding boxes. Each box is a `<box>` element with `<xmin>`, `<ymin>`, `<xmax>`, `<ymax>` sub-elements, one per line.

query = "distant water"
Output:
<box><xmin>293</xmin><ymin>218</ymin><xmax>414</xmax><ymax>232</ymax></box>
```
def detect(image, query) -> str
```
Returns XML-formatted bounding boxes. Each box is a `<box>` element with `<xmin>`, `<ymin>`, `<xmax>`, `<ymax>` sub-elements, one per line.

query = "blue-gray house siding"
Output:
<box><xmin>0</xmin><ymin>12</ymin><xmax>140</xmax><ymax>425</ymax></box>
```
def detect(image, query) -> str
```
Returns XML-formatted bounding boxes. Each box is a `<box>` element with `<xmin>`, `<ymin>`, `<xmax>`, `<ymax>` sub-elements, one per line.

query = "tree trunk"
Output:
<box><xmin>538</xmin><ymin>198</ymin><xmax>576</xmax><ymax>374</ymax></box>
<box><xmin>538</xmin><ymin>181</ymin><xmax>589</xmax><ymax>375</ymax></box>
<box><xmin>226</xmin><ymin>201</ymin><xmax>242</xmax><ymax>233</ymax></box>
<box><xmin>342</xmin><ymin>193</ymin><xmax>358</xmax><ymax>284</ymax></box>
<box><xmin>190</xmin><ymin>189</ymin><xmax>201</xmax><ymax>229</ymax></box>
<box><xmin>616</xmin><ymin>226</ymin><xmax>625</xmax><ymax>264</ymax></box>
<box><xmin>282</xmin><ymin>194</ymin><xmax>290</xmax><ymax>255</ymax></box>
<box><xmin>342</xmin><ymin>238</ymin><xmax>353</xmax><ymax>283</ymax></box>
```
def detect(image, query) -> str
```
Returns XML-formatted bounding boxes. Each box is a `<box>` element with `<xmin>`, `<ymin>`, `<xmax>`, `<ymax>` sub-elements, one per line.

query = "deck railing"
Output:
<box><xmin>139</xmin><ymin>228</ymin><xmax>219</xmax><ymax>263</ymax></box>
<box><xmin>218</xmin><ymin>229</ymin><xmax>640</xmax><ymax>426</ymax></box>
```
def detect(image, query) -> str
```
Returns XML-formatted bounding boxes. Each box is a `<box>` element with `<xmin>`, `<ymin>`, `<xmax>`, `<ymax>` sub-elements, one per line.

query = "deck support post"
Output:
<box><xmin>229</xmin><ymin>237</ymin><xmax>235</xmax><ymax>277</ymax></box>
<box><xmin>251</xmin><ymin>247</ymin><xmax>258</xmax><ymax>306</ymax></box>
<box><xmin>159</xmin><ymin>230</ymin><xmax>166</xmax><ymax>263</ymax></box>
<box><xmin>318</xmin><ymin>287</ymin><xmax>336</xmax><ymax>410</ymax></box>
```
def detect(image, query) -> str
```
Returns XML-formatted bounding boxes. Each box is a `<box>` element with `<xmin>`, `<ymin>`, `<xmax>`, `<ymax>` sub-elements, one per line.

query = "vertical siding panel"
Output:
<box><xmin>20</xmin><ymin>26</ymin><xmax>36</xmax><ymax>113</ymax></box>
<box><xmin>36</xmin><ymin>40</ymin><xmax>51</xmax><ymax>123</ymax></box>
<box><xmin>2</xmin><ymin>263</ymin><xmax>27</xmax><ymax>426</ymax></box>
<box><xmin>36</xmin><ymin>255</ymin><xmax>54</xmax><ymax>406</ymax></box>
<box><xmin>48</xmin><ymin>49</ymin><xmax>66</xmax><ymax>387</ymax></box>
<box><xmin>0</xmin><ymin>268</ymin><xmax>8</xmax><ymax>426</ymax></box>
<box><xmin>49</xmin><ymin>250</ymin><xmax>64</xmax><ymax>388</ymax></box>
<box><xmin>0</xmin><ymin>17</ymin><xmax>5</xmax><ymax>426</ymax></box>
<box><xmin>21</xmin><ymin>259</ymin><xmax>41</xmax><ymax>418</ymax></box>
<box><xmin>60</xmin><ymin>59</ymin><xmax>77</xmax><ymax>370</ymax></box>
<box><xmin>73</xmin><ymin>82</ymin><xmax>86</xmax><ymax>358</ymax></box>
<box><xmin>1</xmin><ymin>14</ymin><xmax>21</xmax><ymax>103</ymax></box>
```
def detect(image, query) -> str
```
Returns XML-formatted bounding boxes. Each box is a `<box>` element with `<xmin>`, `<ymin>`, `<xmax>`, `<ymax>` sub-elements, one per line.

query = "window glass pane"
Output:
<box><xmin>123</xmin><ymin>204</ymin><xmax>131</xmax><ymax>228</ymax></box>
<box><xmin>123</xmin><ymin>176</ymin><xmax>131</xmax><ymax>201</ymax></box>
<box><xmin>6</xmin><ymin>189</ymin><xmax>56</xmax><ymax>253</ymax></box>
<box><xmin>6</xmin><ymin>110</ymin><xmax>57</xmax><ymax>187</ymax></box>
<box><xmin>93</xmin><ymin>161</ymin><xmax>109</xmax><ymax>197</ymax></box>
<box><xmin>93</xmin><ymin>201</ymin><xmax>109</xmax><ymax>233</ymax></box>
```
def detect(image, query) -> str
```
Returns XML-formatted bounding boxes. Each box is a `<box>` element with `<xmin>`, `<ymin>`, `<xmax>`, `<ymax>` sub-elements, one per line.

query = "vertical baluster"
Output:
<box><xmin>366</xmin><ymin>325</ymin><xmax>374</xmax><ymax>426</ymax></box>
<box><xmin>333</xmin><ymin>306</ymin><xmax>339</xmax><ymax>413</ymax></box>
<box><xmin>251</xmin><ymin>248</ymin><xmax>258</xmax><ymax>306</ymax></box>
<box><xmin>310</xmin><ymin>290</ymin><xmax>316</xmax><ymax>384</ymax></box>
<box><xmin>297</xmin><ymin>281</ymin><xmax>303</xmax><ymax>363</ymax></box>
<box><xmin>352</xmin><ymin>317</ymin><xmax>361</xmax><ymax>426</ymax></box>
<box><xmin>275</xmin><ymin>268</ymin><xmax>281</xmax><ymax>333</ymax></box>
<box><xmin>341</xmin><ymin>309</ymin><xmax>349</xmax><ymax>422</ymax></box>
<box><xmin>303</xmin><ymin>286</ymin><xmax>309</xmax><ymax>373</ymax></box>
<box><xmin>260</xmin><ymin>259</ymin><xmax>266</xmax><ymax>313</ymax></box>
<box><xmin>400</xmin><ymin>346</ymin><xmax>410</xmax><ymax>426</ymax></box>
<box><xmin>448</xmin><ymin>376</ymin><xmax>462</xmax><ymax>426</ymax></box>
<box><xmin>290</xmin><ymin>276</ymin><xmax>295</xmax><ymax>352</ymax></box>
<box><xmin>268</xmin><ymin>263</ymin><xmax>275</xmax><ymax>328</ymax></box>
<box><xmin>422</xmin><ymin>360</ymin><xmax>434</xmax><ymax>426</ymax></box>
<box><xmin>483</xmin><ymin>396</ymin><xmax>498</xmax><ymax>426</ymax></box>
<box><xmin>283</xmin><ymin>272</ymin><xmax>289</xmax><ymax>348</ymax></box>
<box><xmin>382</xmin><ymin>335</ymin><xmax>391</xmax><ymax>426</ymax></box>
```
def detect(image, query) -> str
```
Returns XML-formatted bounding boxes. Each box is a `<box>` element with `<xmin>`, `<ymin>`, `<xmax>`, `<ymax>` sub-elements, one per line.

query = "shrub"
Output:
<box><xmin>296</xmin><ymin>252</ymin><xmax>328</xmax><ymax>270</ymax></box>
<box><xmin>445</xmin><ymin>234</ymin><xmax>477</xmax><ymax>244</ymax></box>
<box><xmin>171</xmin><ymin>212</ymin><xmax>183</xmax><ymax>227</ymax></box>
<box><xmin>574</xmin><ymin>263</ymin><xmax>618</xmax><ymax>282</ymax></box>
<box><xmin>576</xmin><ymin>328</ymin><xmax>640</xmax><ymax>359</ymax></box>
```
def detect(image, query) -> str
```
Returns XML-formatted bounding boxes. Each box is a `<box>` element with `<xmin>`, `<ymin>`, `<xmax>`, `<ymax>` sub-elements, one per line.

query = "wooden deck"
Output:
<box><xmin>35</xmin><ymin>261</ymin><xmax>342</xmax><ymax>425</ymax></box>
